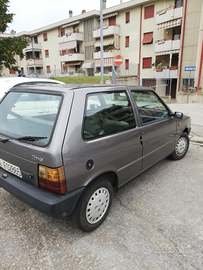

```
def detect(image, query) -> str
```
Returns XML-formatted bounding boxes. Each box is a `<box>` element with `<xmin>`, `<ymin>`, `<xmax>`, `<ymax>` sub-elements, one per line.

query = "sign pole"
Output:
<box><xmin>185</xmin><ymin>66</ymin><xmax>196</xmax><ymax>103</ymax></box>
<box><xmin>187</xmin><ymin>71</ymin><xmax>191</xmax><ymax>103</ymax></box>
<box><xmin>113</xmin><ymin>55</ymin><xmax>124</xmax><ymax>84</ymax></box>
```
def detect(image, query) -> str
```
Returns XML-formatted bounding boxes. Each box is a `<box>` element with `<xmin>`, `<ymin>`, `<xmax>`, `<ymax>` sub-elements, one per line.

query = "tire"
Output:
<box><xmin>71</xmin><ymin>178</ymin><xmax>113</xmax><ymax>232</ymax></box>
<box><xmin>170</xmin><ymin>132</ymin><xmax>189</xmax><ymax>160</ymax></box>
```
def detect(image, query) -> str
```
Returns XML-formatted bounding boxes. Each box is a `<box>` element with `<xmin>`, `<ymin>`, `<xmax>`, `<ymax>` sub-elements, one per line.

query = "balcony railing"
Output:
<box><xmin>59</xmin><ymin>53</ymin><xmax>84</xmax><ymax>62</ymax></box>
<box><xmin>93</xmin><ymin>50</ymin><xmax>120</xmax><ymax>59</ymax></box>
<box><xmin>155</xmin><ymin>38</ymin><xmax>181</xmax><ymax>52</ymax></box>
<box><xmin>154</xmin><ymin>67</ymin><xmax>178</xmax><ymax>79</ymax></box>
<box><xmin>58</xmin><ymin>32</ymin><xmax>84</xmax><ymax>43</ymax></box>
<box><xmin>156</xmin><ymin>6</ymin><xmax>183</xmax><ymax>25</ymax></box>
<box><xmin>26</xmin><ymin>58</ymin><xmax>43</xmax><ymax>66</ymax></box>
<box><xmin>93</xmin><ymin>25</ymin><xmax>120</xmax><ymax>39</ymax></box>
<box><xmin>25</xmin><ymin>43</ymin><xmax>42</xmax><ymax>52</ymax></box>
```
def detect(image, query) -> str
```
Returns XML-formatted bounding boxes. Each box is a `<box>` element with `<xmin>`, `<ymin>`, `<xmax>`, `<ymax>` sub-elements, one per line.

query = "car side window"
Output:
<box><xmin>83</xmin><ymin>91</ymin><xmax>136</xmax><ymax>140</ymax></box>
<box><xmin>131</xmin><ymin>90</ymin><xmax>169</xmax><ymax>124</ymax></box>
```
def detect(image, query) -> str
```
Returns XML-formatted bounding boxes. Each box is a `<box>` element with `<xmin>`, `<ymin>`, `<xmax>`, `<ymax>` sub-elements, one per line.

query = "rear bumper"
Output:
<box><xmin>0</xmin><ymin>168</ymin><xmax>85</xmax><ymax>216</ymax></box>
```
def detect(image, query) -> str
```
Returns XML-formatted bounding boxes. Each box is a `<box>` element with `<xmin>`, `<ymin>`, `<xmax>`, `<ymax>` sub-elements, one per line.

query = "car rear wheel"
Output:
<box><xmin>72</xmin><ymin>178</ymin><xmax>113</xmax><ymax>232</ymax></box>
<box><xmin>170</xmin><ymin>132</ymin><xmax>189</xmax><ymax>160</ymax></box>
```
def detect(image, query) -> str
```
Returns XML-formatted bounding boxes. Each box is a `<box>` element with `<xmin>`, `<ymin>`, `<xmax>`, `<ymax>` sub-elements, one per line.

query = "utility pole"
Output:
<box><xmin>100</xmin><ymin>0</ymin><xmax>104</xmax><ymax>84</ymax></box>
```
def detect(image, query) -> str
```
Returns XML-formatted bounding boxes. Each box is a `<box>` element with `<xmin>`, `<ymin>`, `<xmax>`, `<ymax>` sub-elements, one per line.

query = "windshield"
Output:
<box><xmin>0</xmin><ymin>91</ymin><xmax>62</xmax><ymax>145</ymax></box>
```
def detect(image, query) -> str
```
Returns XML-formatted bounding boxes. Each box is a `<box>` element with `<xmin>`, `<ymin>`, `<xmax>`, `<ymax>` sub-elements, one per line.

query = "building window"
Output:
<box><xmin>126</xmin><ymin>12</ymin><xmax>130</xmax><ymax>23</ymax></box>
<box><xmin>9</xmin><ymin>68</ymin><xmax>16</xmax><ymax>74</ymax></box>
<box><xmin>34</xmin><ymin>36</ymin><xmax>38</xmax><ymax>43</ymax></box>
<box><xmin>43</xmin><ymin>33</ymin><xmax>48</xmax><ymax>41</ymax></box>
<box><xmin>63</xmin><ymin>65</ymin><xmax>67</xmax><ymax>72</ymax></box>
<box><xmin>175</xmin><ymin>0</ymin><xmax>184</xmax><ymax>8</ymax></box>
<box><xmin>173</xmin><ymin>27</ymin><xmax>181</xmax><ymax>40</ymax></box>
<box><xmin>109</xmin><ymin>16</ymin><xmax>116</xmax><ymax>26</ymax></box>
<box><xmin>144</xmin><ymin>5</ymin><xmax>154</xmax><ymax>19</ymax></box>
<box><xmin>45</xmin><ymin>50</ymin><xmax>49</xmax><ymax>58</ymax></box>
<box><xmin>143</xmin><ymin>57</ymin><xmax>152</xmax><ymax>68</ymax></box>
<box><xmin>46</xmin><ymin>66</ymin><xmax>51</xmax><ymax>73</ymax></box>
<box><xmin>125</xmin><ymin>59</ymin><xmax>129</xmax><ymax>70</ymax></box>
<box><xmin>142</xmin><ymin>32</ymin><xmax>153</xmax><ymax>44</ymax></box>
<box><xmin>60</xmin><ymin>28</ymin><xmax>65</xmax><ymax>36</ymax></box>
<box><xmin>125</xmin><ymin>36</ymin><xmax>130</xmax><ymax>47</ymax></box>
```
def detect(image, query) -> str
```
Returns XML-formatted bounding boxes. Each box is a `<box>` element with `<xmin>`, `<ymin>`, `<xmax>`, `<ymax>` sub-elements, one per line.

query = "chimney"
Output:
<box><xmin>120</xmin><ymin>0</ymin><xmax>123</xmax><ymax>3</ymax></box>
<box><xmin>82</xmin><ymin>10</ymin><xmax>86</xmax><ymax>13</ymax></box>
<box><xmin>103</xmin><ymin>0</ymin><xmax>106</xmax><ymax>9</ymax></box>
<box><xmin>69</xmin><ymin>10</ymin><xmax>73</xmax><ymax>18</ymax></box>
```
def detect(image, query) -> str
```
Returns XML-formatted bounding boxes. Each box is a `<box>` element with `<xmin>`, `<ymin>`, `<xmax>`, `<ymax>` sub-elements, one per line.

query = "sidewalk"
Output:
<box><xmin>168</xmin><ymin>103</ymin><xmax>203</xmax><ymax>143</ymax></box>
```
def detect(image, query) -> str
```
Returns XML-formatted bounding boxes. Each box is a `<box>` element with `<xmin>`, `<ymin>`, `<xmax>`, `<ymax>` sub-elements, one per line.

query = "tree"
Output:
<box><xmin>0</xmin><ymin>0</ymin><xmax>28</xmax><ymax>70</ymax></box>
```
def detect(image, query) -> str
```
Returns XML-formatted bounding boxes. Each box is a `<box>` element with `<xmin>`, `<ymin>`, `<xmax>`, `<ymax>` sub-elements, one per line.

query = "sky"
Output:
<box><xmin>7</xmin><ymin>0</ymin><xmax>130</xmax><ymax>33</ymax></box>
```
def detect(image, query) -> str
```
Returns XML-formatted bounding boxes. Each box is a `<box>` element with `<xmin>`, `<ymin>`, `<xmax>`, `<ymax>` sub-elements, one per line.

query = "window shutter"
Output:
<box><xmin>143</xmin><ymin>57</ymin><xmax>152</xmax><ymax>68</ymax></box>
<box><xmin>125</xmin><ymin>36</ymin><xmax>129</xmax><ymax>47</ymax></box>
<box><xmin>126</xmin><ymin>12</ymin><xmax>130</xmax><ymax>23</ymax></box>
<box><xmin>142</xmin><ymin>32</ymin><xmax>153</xmax><ymax>44</ymax></box>
<box><xmin>43</xmin><ymin>33</ymin><xmax>48</xmax><ymax>41</ymax></box>
<box><xmin>145</xmin><ymin>5</ymin><xmax>154</xmax><ymax>19</ymax></box>
<box><xmin>9</xmin><ymin>69</ymin><xmax>15</xmax><ymax>74</ymax></box>
<box><xmin>109</xmin><ymin>16</ymin><xmax>116</xmax><ymax>26</ymax></box>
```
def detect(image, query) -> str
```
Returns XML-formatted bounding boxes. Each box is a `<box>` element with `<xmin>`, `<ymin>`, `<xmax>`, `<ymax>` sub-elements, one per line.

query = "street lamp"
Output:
<box><xmin>100</xmin><ymin>0</ymin><xmax>104</xmax><ymax>84</ymax></box>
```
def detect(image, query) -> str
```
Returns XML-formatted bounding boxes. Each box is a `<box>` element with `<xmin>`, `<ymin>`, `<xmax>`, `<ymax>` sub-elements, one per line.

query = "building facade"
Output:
<box><xmin>1</xmin><ymin>0</ymin><xmax>203</xmax><ymax>100</ymax></box>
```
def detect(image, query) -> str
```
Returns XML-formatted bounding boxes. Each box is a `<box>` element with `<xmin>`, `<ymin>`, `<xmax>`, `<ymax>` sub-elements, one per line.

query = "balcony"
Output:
<box><xmin>93</xmin><ymin>25</ymin><xmax>120</xmax><ymax>39</ymax></box>
<box><xmin>155</xmin><ymin>39</ymin><xmax>181</xmax><ymax>53</ymax></box>
<box><xmin>26</xmin><ymin>58</ymin><xmax>43</xmax><ymax>67</ymax></box>
<box><xmin>94</xmin><ymin>50</ymin><xmax>120</xmax><ymax>60</ymax></box>
<box><xmin>58</xmin><ymin>32</ymin><xmax>84</xmax><ymax>43</ymax></box>
<box><xmin>25</xmin><ymin>43</ymin><xmax>42</xmax><ymax>52</ymax></box>
<box><xmin>156</xmin><ymin>6</ymin><xmax>183</xmax><ymax>25</ymax></box>
<box><xmin>59</xmin><ymin>53</ymin><xmax>84</xmax><ymax>62</ymax></box>
<box><xmin>154</xmin><ymin>67</ymin><xmax>178</xmax><ymax>79</ymax></box>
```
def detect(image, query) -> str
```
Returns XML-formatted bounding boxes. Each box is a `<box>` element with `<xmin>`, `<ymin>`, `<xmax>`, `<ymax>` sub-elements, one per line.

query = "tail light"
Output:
<box><xmin>39</xmin><ymin>165</ymin><xmax>67</xmax><ymax>195</ymax></box>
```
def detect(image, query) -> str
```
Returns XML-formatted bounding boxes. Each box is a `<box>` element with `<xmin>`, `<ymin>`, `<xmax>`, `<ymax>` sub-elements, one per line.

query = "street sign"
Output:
<box><xmin>114</xmin><ymin>55</ymin><xmax>124</xmax><ymax>66</ymax></box>
<box><xmin>185</xmin><ymin>66</ymin><xmax>196</xmax><ymax>72</ymax></box>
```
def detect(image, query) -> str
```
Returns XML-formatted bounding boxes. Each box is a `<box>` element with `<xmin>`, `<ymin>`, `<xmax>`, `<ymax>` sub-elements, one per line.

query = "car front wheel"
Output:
<box><xmin>170</xmin><ymin>132</ymin><xmax>189</xmax><ymax>160</ymax></box>
<box><xmin>72</xmin><ymin>178</ymin><xmax>113</xmax><ymax>232</ymax></box>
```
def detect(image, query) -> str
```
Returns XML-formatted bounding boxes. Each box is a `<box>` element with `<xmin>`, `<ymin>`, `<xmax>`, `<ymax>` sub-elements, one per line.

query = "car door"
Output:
<box><xmin>62</xmin><ymin>88</ymin><xmax>143</xmax><ymax>191</ymax></box>
<box><xmin>130</xmin><ymin>89</ymin><xmax>177</xmax><ymax>170</ymax></box>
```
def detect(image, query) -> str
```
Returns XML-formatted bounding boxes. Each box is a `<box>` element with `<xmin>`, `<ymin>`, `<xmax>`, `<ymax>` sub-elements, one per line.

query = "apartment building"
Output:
<box><xmin>1</xmin><ymin>0</ymin><xmax>203</xmax><ymax>100</ymax></box>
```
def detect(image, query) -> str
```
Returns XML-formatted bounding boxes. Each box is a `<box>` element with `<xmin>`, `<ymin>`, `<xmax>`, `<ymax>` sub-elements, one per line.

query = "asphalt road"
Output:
<box><xmin>1</xmin><ymin>141</ymin><xmax>203</xmax><ymax>270</ymax></box>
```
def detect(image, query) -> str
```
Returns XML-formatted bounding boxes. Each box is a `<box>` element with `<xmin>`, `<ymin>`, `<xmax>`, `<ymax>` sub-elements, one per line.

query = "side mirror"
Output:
<box><xmin>173</xmin><ymin>112</ymin><xmax>183</xmax><ymax>119</ymax></box>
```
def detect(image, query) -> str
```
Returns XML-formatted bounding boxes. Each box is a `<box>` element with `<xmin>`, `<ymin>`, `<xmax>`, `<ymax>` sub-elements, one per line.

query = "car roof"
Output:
<box><xmin>5</xmin><ymin>84</ymin><xmax>154</xmax><ymax>95</ymax></box>
<box><xmin>0</xmin><ymin>77</ymin><xmax>65</xmax><ymax>84</ymax></box>
<box><xmin>0</xmin><ymin>77</ymin><xmax>65</xmax><ymax>98</ymax></box>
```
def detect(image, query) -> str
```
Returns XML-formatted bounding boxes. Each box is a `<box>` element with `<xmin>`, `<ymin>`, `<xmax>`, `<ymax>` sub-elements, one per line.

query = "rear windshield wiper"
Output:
<box><xmin>17</xmin><ymin>136</ymin><xmax>47</xmax><ymax>142</ymax></box>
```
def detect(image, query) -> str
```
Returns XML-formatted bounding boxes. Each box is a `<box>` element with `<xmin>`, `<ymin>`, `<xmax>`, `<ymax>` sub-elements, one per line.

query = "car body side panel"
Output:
<box><xmin>62</xmin><ymin>88</ymin><xmax>143</xmax><ymax>192</ymax></box>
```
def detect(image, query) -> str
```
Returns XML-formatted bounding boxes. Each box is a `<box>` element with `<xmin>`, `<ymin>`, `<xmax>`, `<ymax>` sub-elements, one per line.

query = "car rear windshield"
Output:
<box><xmin>0</xmin><ymin>91</ymin><xmax>62</xmax><ymax>146</ymax></box>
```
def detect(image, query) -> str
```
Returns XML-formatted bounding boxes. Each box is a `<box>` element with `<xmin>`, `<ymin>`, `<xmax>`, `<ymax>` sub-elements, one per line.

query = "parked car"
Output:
<box><xmin>0</xmin><ymin>77</ymin><xmax>65</xmax><ymax>99</ymax></box>
<box><xmin>0</xmin><ymin>85</ymin><xmax>191</xmax><ymax>232</ymax></box>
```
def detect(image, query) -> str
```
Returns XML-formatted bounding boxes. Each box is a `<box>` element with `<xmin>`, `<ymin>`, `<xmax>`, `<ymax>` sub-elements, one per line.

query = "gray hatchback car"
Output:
<box><xmin>0</xmin><ymin>85</ymin><xmax>191</xmax><ymax>231</ymax></box>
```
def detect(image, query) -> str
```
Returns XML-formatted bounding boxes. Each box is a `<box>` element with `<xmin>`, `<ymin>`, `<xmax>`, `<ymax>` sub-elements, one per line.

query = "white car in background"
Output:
<box><xmin>0</xmin><ymin>77</ymin><xmax>65</xmax><ymax>99</ymax></box>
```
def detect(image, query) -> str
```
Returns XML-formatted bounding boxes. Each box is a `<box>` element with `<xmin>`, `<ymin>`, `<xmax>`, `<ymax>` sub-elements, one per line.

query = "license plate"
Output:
<box><xmin>0</xmin><ymin>158</ymin><xmax>22</xmax><ymax>178</ymax></box>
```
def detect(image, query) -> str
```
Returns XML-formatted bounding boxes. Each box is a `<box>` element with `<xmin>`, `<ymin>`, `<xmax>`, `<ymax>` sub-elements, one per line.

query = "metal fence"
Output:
<box><xmin>179</xmin><ymin>77</ymin><xmax>203</xmax><ymax>93</ymax></box>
